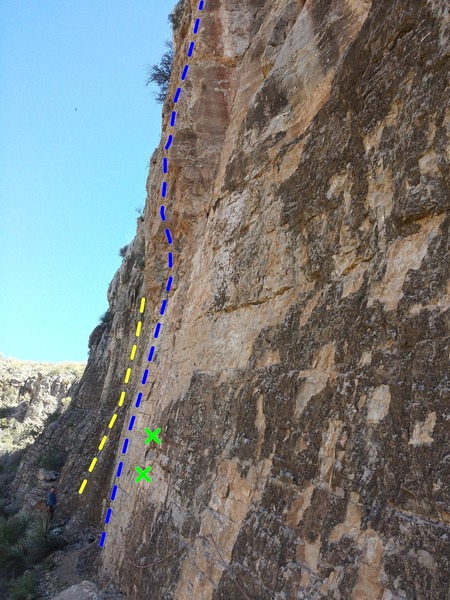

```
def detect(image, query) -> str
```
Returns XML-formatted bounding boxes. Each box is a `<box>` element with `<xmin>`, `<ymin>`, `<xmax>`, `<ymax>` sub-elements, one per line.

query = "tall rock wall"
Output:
<box><xmin>99</xmin><ymin>0</ymin><xmax>449</xmax><ymax>597</ymax></box>
<box><xmin>14</xmin><ymin>0</ymin><xmax>449</xmax><ymax>598</ymax></box>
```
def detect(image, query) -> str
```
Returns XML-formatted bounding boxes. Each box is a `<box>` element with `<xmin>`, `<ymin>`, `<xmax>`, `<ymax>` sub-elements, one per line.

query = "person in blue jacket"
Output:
<box><xmin>46</xmin><ymin>486</ymin><xmax>57</xmax><ymax>524</ymax></box>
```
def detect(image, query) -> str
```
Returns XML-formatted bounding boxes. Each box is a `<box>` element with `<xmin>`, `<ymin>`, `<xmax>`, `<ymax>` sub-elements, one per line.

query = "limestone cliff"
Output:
<box><xmin>0</xmin><ymin>357</ymin><xmax>84</xmax><ymax>521</ymax></box>
<box><xmin>13</xmin><ymin>0</ymin><xmax>450</xmax><ymax>598</ymax></box>
<box><xmin>0</xmin><ymin>357</ymin><xmax>84</xmax><ymax>455</ymax></box>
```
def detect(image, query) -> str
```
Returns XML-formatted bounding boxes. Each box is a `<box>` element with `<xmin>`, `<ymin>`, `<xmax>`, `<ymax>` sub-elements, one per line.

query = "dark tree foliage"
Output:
<box><xmin>145</xmin><ymin>41</ymin><xmax>174</xmax><ymax>104</ymax></box>
<box><xmin>98</xmin><ymin>310</ymin><xmax>113</xmax><ymax>326</ymax></box>
<box><xmin>168</xmin><ymin>0</ymin><xmax>185</xmax><ymax>31</ymax></box>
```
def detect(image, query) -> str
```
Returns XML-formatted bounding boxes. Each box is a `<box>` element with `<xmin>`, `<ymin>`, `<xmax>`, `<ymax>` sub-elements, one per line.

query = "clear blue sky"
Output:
<box><xmin>0</xmin><ymin>0</ymin><xmax>177</xmax><ymax>363</ymax></box>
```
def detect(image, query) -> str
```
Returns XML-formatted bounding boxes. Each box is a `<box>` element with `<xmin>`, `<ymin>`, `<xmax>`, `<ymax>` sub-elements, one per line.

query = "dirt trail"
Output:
<box><xmin>37</xmin><ymin>546</ymin><xmax>84</xmax><ymax>599</ymax></box>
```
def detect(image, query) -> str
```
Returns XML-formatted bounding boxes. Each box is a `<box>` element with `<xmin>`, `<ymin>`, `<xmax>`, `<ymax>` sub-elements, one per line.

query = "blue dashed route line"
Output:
<box><xmin>98</xmin><ymin>0</ymin><xmax>205</xmax><ymax>549</ymax></box>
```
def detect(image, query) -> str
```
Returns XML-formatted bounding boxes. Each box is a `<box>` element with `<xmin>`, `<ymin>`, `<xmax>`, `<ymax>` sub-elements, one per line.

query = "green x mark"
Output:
<box><xmin>145</xmin><ymin>427</ymin><xmax>161</xmax><ymax>445</ymax></box>
<box><xmin>135</xmin><ymin>466</ymin><xmax>152</xmax><ymax>483</ymax></box>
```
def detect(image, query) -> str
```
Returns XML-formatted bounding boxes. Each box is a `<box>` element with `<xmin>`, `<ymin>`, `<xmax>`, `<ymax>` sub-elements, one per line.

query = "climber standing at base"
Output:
<box><xmin>46</xmin><ymin>485</ymin><xmax>57</xmax><ymax>525</ymax></box>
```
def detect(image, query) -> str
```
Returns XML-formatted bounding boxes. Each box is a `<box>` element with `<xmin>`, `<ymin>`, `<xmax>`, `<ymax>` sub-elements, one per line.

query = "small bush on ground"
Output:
<box><xmin>27</xmin><ymin>514</ymin><xmax>59</xmax><ymax>562</ymax></box>
<box><xmin>8</xmin><ymin>572</ymin><xmax>37</xmax><ymax>600</ymax></box>
<box><xmin>0</xmin><ymin>511</ymin><xmax>66</xmax><ymax>586</ymax></box>
<box><xmin>0</xmin><ymin>514</ymin><xmax>29</xmax><ymax>545</ymax></box>
<box><xmin>0</xmin><ymin>514</ymin><xmax>29</xmax><ymax>578</ymax></box>
<box><xmin>41</xmin><ymin>557</ymin><xmax>56</xmax><ymax>571</ymax></box>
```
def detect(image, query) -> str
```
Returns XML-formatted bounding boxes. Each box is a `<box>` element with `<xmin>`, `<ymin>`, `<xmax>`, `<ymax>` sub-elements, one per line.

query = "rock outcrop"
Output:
<box><xmin>0</xmin><ymin>357</ymin><xmax>84</xmax><ymax>513</ymax></box>
<box><xmin>12</xmin><ymin>0</ymin><xmax>450</xmax><ymax>598</ymax></box>
<box><xmin>50</xmin><ymin>580</ymin><xmax>124</xmax><ymax>600</ymax></box>
<box><xmin>0</xmin><ymin>357</ymin><xmax>84</xmax><ymax>454</ymax></box>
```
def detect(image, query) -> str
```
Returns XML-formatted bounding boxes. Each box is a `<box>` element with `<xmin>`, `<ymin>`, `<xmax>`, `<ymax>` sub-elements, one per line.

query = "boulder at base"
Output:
<box><xmin>51</xmin><ymin>581</ymin><xmax>100</xmax><ymax>600</ymax></box>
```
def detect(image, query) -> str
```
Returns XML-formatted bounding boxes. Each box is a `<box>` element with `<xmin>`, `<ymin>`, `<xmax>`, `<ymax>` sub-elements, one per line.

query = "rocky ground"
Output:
<box><xmin>0</xmin><ymin>357</ymin><xmax>89</xmax><ymax>599</ymax></box>
<box><xmin>36</xmin><ymin>517</ymin><xmax>124</xmax><ymax>600</ymax></box>
<box><xmin>0</xmin><ymin>356</ymin><xmax>85</xmax><ymax>512</ymax></box>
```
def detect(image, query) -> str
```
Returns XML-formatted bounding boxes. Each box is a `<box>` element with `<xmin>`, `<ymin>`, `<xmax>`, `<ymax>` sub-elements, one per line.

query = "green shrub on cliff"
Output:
<box><xmin>98</xmin><ymin>310</ymin><xmax>113</xmax><ymax>326</ymax></box>
<box><xmin>145</xmin><ymin>41</ymin><xmax>174</xmax><ymax>104</ymax></box>
<box><xmin>119</xmin><ymin>244</ymin><xmax>129</xmax><ymax>257</ymax></box>
<box><xmin>145</xmin><ymin>1</ymin><xmax>183</xmax><ymax>102</ymax></box>
<box><xmin>168</xmin><ymin>0</ymin><xmax>185</xmax><ymax>31</ymax></box>
<box><xmin>44</xmin><ymin>410</ymin><xmax>61</xmax><ymax>427</ymax></box>
<box><xmin>38</xmin><ymin>448</ymin><xmax>67</xmax><ymax>471</ymax></box>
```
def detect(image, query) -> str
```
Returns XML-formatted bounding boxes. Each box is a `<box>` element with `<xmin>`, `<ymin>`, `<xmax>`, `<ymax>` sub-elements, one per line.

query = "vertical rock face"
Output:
<box><xmin>100</xmin><ymin>0</ymin><xmax>449</xmax><ymax>597</ymax></box>
<box><xmin>14</xmin><ymin>0</ymin><xmax>449</xmax><ymax>598</ymax></box>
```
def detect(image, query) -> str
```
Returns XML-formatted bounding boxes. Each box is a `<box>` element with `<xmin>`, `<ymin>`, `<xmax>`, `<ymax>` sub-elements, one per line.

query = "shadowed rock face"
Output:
<box><xmin>13</xmin><ymin>0</ymin><xmax>449</xmax><ymax>598</ymax></box>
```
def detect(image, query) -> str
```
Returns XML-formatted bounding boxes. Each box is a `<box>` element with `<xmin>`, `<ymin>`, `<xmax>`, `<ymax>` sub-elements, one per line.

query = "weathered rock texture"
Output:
<box><xmin>13</xmin><ymin>0</ymin><xmax>450</xmax><ymax>598</ymax></box>
<box><xmin>0</xmin><ymin>357</ymin><xmax>84</xmax><ymax>454</ymax></box>
<box><xmin>10</xmin><ymin>228</ymin><xmax>145</xmax><ymax>511</ymax></box>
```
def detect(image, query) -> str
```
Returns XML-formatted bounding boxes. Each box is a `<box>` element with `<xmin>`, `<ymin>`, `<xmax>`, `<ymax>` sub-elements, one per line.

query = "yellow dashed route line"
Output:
<box><xmin>78</xmin><ymin>297</ymin><xmax>146</xmax><ymax>495</ymax></box>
